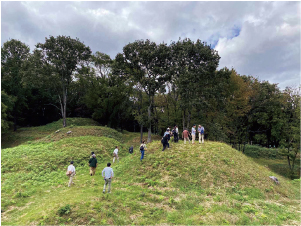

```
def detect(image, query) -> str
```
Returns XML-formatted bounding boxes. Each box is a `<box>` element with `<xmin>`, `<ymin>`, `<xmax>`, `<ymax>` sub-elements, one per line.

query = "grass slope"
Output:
<box><xmin>1</xmin><ymin>123</ymin><xmax>300</xmax><ymax>225</ymax></box>
<box><xmin>1</xmin><ymin>118</ymin><xmax>100</xmax><ymax>149</ymax></box>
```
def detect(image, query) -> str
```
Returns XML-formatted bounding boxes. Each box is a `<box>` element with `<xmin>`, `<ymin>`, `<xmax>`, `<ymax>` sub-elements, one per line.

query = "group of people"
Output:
<box><xmin>66</xmin><ymin>125</ymin><xmax>205</xmax><ymax>192</ymax></box>
<box><xmin>161</xmin><ymin>124</ymin><xmax>205</xmax><ymax>150</ymax></box>
<box><xmin>182</xmin><ymin>124</ymin><xmax>205</xmax><ymax>144</ymax></box>
<box><xmin>66</xmin><ymin>150</ymin><xmax>115</xmax><ymax>193</ymax></box>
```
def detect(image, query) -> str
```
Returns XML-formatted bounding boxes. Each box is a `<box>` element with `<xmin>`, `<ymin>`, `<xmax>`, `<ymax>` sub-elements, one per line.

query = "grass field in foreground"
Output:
<box><xmin>2</xmin><ymin>129</ymin><xmax>300</xmax><ymax>225</ymax></box>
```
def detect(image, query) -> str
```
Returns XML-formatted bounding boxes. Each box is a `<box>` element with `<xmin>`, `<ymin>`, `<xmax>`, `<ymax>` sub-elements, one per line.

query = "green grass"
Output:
<box><xmin>1</xmin><ymin>120</ymin><xmax>300</xmax><ymax>225</ymax></box>
<box><xmin>1</xmin><ymin>118</ymin><xmax>100</xmax><ymax>149</ymax></box>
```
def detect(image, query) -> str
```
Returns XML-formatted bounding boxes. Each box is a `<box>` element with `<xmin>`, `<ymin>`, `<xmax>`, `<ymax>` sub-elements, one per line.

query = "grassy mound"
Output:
<box><xmin>1</xmin><ymin>118</ymin><xmax>100</xmax><ymax>149</ymax></box>
<box><xmin>1</xmin><ymin>129</ymin><xmax>300</xmax><ymax>225</ymax></box>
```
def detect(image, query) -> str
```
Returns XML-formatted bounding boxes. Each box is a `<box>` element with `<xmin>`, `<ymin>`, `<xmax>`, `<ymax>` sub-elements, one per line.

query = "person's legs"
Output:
<box><xmin>192</xmin><ymin>135</ymin><xmax>195</xmax><ymax>144</ymax></box>
<box><xmin>68</xmin><ymin>173</ymin><xmax>74</xmax><ymax>187</ymax></box>
<box><xmin>199</xmin><ymin>133</ymin><xmax>201</xmax><ymax>143</ymax></box>
<box><xmin>103</xmin><ymin>179</ymin><xmax>108</xmax><ymax>192</ymax></box>
<box><xmin>90</xmin><ymin>167</ymin><xmax>93</xmax><ymax>176</ymax></box>
<box><xmin>201</xmin><ymin>134</ymin><xmax>204</xmax><ymax>143</ymax></box>
<box><xmin>92</xmin><ymin>167</ymin><xmax>96</xmax><ymax>175</ymax></box>
<box><xmin>162</xmin><ymin>143</ymin><xmax>166</xmax><ymax>151</ymax></box>
<box><xmin>184</xmin><ymin>137</ymin><xmax>186</xmax><ymax>144</ymax></box>
<box><xmin>140</xmin><ymin>150</ymin><xmax>144</xmax><ymax>160</ymax></box>
<box><xmin>108</xmin><ymin>179</ymin><xmax>112</xmax><ymax>193</ymax></box>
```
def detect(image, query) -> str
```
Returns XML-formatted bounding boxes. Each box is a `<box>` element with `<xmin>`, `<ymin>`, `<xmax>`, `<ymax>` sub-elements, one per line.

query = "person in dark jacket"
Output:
<box><xmin>162</xmin><ymin>129</ymin><xmax>170</xmax><ymax>151</ymax></box>
<box><xmin>89</xmin><ymin>154</ymin><xmax>98</xmax><ymax>176</ymax></box>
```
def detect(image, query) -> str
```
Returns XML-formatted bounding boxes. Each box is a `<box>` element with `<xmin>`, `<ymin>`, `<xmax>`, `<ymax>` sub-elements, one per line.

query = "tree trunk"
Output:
<box><xmin>63</xmin><ymin>89</ymin><xmax>67</xmax><ymax>127</ymax></box>
<box><xmin>186</xmin><ymin>110</ymin><xmax>191</xmax><ymax>130</ymax></box>
<box><xmin>140</xmin><ymin>124</ymin><xmax>143</xmax><ymax>143</ymax></box>
<box><xmin>182</xmin><ymin>110</ymin><xmax>186</xmax><ymax>131</ymax></box>
<box><xmin>147</xmin><ymin>104</ymin><xmax>151</xmax><ymax>143</ymax></box>
<box><xmin>13</xmin><ymin>109</ymin><xmax>17</xmax><ymax>132</ymax></box>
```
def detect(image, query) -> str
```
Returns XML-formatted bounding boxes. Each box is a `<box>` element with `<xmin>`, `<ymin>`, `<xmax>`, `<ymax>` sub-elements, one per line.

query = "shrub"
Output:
<box><xmin>244</xmin><ymin>145</ymin><xmax>282</xmax><ymax>159</ymax></box>
<box><xmin>57</xmin><ymin>204</ymin><xmax>71</xmax><ymax>215</ymax></box>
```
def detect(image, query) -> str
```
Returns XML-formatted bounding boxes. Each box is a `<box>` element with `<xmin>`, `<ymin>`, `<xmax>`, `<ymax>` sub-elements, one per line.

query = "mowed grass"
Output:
<box><xmin>1</xmin><ymin>118</ymin><xmax>100</xmax><ymax>149</ymax></box>
<box><xmin>2</xmin><ymin>132</ymin><xmax>300</xmax><ymax>225</ymax></box>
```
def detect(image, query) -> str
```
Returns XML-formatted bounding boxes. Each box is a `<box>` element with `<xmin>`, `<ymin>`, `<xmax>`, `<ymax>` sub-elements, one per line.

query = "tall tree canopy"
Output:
<box><xmin>36</xmin><ymin>35</ymin><xmax>92</xmax><ymax>127</ymax></box>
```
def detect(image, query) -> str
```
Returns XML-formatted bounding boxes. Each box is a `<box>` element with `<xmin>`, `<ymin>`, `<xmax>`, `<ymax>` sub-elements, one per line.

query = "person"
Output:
<box><xmin>140</xmin><ymin>141</ymin><xmax>147</xmax><ymax>161</ymax></box>
<box><xmin>162</xmin><ymin>129</ymin><xmax>170</xmax><ymax>151</ymax></box>
<box><xmin>173</xmin><ymin>125</ymin><xmax>179</xmax><ymax>143</ymax></box>
<box><xmin>198</xmin><ymin>125</ymin><xmax>205</xmax><ymax>144</ymax></box>
<box><xmin>88</xmin><ymin>154</ymin><xmax>98</xmax><ymax>176</ymax></box>
<box><xmin>191</xmin><ymin>125</ymin><xmax>196</xmax><ymax>144</ymax></box>
<box><xmin>113</xmin><ymin>146</ymin><xmax>119</xmax><ymax>163</ymax></box>
<box><xmin>66</xmin><ymin>161</ymin><xmax>76</xmax><ymax>187</ymax></box>
<box><xmin>102</xmin><ymin>163</ymin><xmax>114</xmax><ymax>193</ymax></box>
<box><xmin>182</xmin><ymin>128</ymin><xmax>190</xmax><ymax>144</ymax></box>
<box><xmin>164</xmin><ymin>129</ymin><xmax>171</xmax><ymax>148</ymax></box>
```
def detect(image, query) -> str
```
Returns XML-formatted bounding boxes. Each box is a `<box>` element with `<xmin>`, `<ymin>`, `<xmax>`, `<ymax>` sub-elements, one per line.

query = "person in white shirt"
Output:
<box><xmin>113</xmin><ymin>146</ymin><xmax>119</xmax><ymax>163</ymax></box>
<box><xmin>102</xmin><ymin>162</ymin><xmax>114</xmax><ymax>193</ymax></box>
<box><xmin>67</xmin><ymin>161</ymin><xmax>76</xmax><ymax>187</ymax></box>
<box><xmin>191</xmin><ymin>125</ymin><xmax>196</xmax><ymax>144</ymax></box>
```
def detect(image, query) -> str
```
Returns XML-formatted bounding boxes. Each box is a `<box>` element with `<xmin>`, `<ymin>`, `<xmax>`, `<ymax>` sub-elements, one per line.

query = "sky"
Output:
<box><xmin>1</xmin><ymin>1</ymin><xmax>300</xmax><ymax>90</ymax></box>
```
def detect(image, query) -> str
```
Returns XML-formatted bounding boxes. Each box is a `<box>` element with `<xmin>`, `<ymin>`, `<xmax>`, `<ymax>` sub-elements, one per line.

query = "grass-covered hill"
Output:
<box><xmin>1</xmin><ymin>119</ymin><xmax>300</xmax><ymax>225</ymax></box>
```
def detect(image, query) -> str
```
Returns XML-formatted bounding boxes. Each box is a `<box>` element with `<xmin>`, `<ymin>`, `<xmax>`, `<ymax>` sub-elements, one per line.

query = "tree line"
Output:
<box><xmin>1</xmin><ymin>36</ymin><xmax>299</xmax><ymax>172</ymax></box>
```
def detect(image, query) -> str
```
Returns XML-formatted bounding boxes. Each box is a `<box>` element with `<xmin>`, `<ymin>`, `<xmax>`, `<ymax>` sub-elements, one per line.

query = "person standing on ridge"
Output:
<box><xmin>191</xmin><ymin>124</ymin><xmax>196</xmax><ymax>144</ymax></box>
<box><xmin>66</xmin><ymin>161</ymin><xmax>76</xmax><ymax>187</ymax></box>
<box><xmin>140</xmin><ymin>140</ymin><xmax>147</xmax><ymax>161</ymax></box>
<box><xmin>89</xmin><ymin>154</ymin><xmax>98</xmax><ymax>176</ymax></box>
<box><xmin>198</xmin><ymin>125</ymin><xmax>205</xmax><ymax>144</ymax></box>
<box><xmin>102</xmin><ymin>163</ymin><xmax>114</xmax><ymax>193</ymax></box>
<box><xmin>182</xmin><ymin>128</ymin><xmax>190</xmax><ymax>144</ymax></box>
<box><xmin>113</xmin><ymin>146</ymin><xmax>119</xmax><ymax>163</ymax></box>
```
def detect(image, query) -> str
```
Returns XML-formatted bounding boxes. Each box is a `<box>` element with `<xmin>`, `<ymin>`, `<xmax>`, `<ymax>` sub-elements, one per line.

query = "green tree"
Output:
<box><xmin>169</xmin><ymin>38</ymin><xmax>221</xmax><ymax>130</ymax></box>
<box><xmin>1</xmin><ymin>39</ymin><xmax>30</xmax><ymax>131</ymax></box>
<box><xmin>115</xmin><ymin>39</ymin><xmax>171</xmax><ymax>142</ymax></box>
<box><xmin>279</xmin><ymin>87</ymin><xmax>300</xmax><ymax>178</ymax></box>
<box><xmin>36</xmin><ymin>36</ymin><xmax>92</xmax><ymax>127</ymax></box>
<box><xmin>1</xmin><ymin>91</ymin><xmax>16</xmax><ymax>134</ymax></box>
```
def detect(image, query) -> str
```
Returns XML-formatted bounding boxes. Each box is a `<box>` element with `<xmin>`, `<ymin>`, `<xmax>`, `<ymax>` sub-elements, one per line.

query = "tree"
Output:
<box><xmin>36</xmin><ymin>36</ymin><xmax>92</xmax><ymax>127</ymax></box>
<box><xmin>115</xmin><ymin>39</ymin><xmax>171</xmax><ymax>142</ymax></box>
<box><xmin>1</xmin><ymin>91</ymin><xmax>16</xmax><ymax>134</ymax></box>
<box><xmin>169</xmin><ymin>38</ymin><xmax>221</xmax><ymax>130</ymax></box>
<box><xmin>279</xmin><ymin>87</ymin><xmax>300</xmax><ymax>178</ymax></box>
<box><xmin>1</xmin><ymin>39</ymin><xmax>30</xmax><ymax>131</ymax></box>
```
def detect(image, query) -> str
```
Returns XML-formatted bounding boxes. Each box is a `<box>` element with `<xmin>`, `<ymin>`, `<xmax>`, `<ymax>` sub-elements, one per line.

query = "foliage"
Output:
<box><xmin>36</xmin><ymin>35</ymin><xmax>92</xmax><ymax>127</ymax></box>
<box><xmin>244</xmin><ymin>145</ymin><xmax>282</xmax><ymax>159</ymax></box>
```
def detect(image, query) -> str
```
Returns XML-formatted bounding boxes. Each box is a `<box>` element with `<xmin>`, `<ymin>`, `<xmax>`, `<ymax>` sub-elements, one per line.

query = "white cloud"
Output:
<box><xmin>1</xmin><ymin>1</ymin><xmax>300</xmax><ymax>89</ymax></box>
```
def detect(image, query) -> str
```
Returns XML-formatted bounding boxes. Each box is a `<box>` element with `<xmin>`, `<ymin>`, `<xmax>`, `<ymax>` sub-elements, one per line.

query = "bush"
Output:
<box><xmin>57</xmin><ymin>204</ymin><xmax>71</xmax><ymax>215</ymax></box>
<box><xmin>244</xmin><ymin>145</ymin><xmax>282</xmax><ymax>159</ymax></box>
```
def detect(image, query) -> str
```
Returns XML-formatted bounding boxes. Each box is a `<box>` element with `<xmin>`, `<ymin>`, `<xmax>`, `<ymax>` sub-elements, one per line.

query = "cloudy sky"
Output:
<box><xmin>1</xmin><ymin>1</ymin><xmax>300</xmax><ymax>89</ymax></box>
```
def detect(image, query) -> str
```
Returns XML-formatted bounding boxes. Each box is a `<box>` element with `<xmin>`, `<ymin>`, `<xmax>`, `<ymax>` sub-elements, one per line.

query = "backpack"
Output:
<box><xmin>129</xmin><ymin>146</ymin><xmax>133</xmax><ymax>154</ymax></box>
<box><xmin>140</xmin><ymin>145</ymin><xmax>144</xmax><ymax>151</ymax></box>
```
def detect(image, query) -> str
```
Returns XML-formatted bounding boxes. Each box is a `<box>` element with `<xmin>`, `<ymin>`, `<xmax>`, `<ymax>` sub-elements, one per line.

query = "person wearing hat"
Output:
<box><xmin>66</xmin><ymin>161</ymin><xmax>76</xmax><ymax>187</ymax></box>
<box><xmin>89</xmin><ymin>154</ymin><xmax>98</xmax><ymax>176</ymax></box>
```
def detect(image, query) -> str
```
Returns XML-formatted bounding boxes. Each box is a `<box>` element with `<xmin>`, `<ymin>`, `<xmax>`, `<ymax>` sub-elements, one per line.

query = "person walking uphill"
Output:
<box><xmin>89</xmin><ymin>154</ymin><xmax>98</xmax><ymax>176</ymax></box>
<box><xmin>140</xmin><ymin>141</ymin><xmax>147</xmax><ymax>161</ymax></box>
<box><xmin>102</xmin><ymin>163</ymin><xmax>114</xmax><ymax>193</ymax></box>
<box><xmin>162</xmin><ymin>129</ymin><xmax>170</xmax><ymax>151</ymax></box>
<box><xmin>113</xmin><ymin>146</ymin><xmax>119</xmax><ymax>163</ymax></box>
<box><xmin>66</xmin><ymin>161</ymin><xmax>76</xmax><ymax>187</ymax></box>
<box><xmin>182</xmin><ymin>128</ymin><xmax>190</xmax><ymax>144</ymax></box>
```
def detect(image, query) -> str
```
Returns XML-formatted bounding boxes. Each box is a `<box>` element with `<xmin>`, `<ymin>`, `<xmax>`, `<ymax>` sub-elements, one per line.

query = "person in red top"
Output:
<box><xmin>182</xmin><ymin>128</ymin><xmax>190</xmax><ymax>144</ymax></box>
